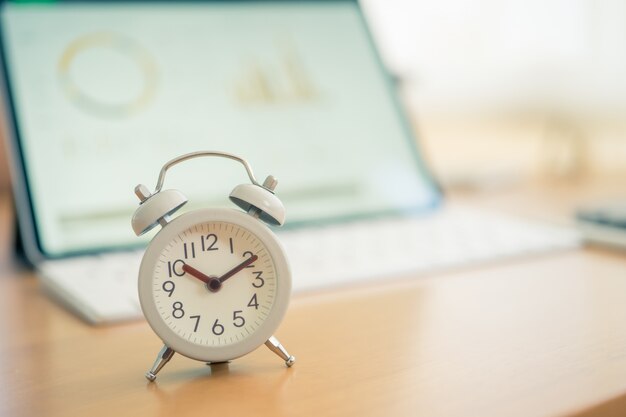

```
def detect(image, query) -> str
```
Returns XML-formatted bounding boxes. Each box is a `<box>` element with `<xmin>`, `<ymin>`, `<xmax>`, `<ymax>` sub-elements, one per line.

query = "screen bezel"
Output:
<box><xmin>0</xmin><ymin>0</ymin><xmax>442</xmax><ymax>263</ymax></box>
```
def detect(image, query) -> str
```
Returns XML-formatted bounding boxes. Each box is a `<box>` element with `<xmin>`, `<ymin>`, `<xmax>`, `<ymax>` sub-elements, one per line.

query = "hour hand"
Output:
<box><xmin>182</xmin><ymin>263</ymin><xmax>222</xmax><ymax>292</ymax></box>
<box><xmin>182</xmin><ymin>263</ymin><xmax>211</xmax><ymax>284</ymax></box>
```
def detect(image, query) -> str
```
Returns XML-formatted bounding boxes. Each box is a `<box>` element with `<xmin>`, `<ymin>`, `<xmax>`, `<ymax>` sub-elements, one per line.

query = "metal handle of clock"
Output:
<box><xmin>154</xmin><ymin>151</ymin><xmax>261</xmax><ymax>193</ymax></box>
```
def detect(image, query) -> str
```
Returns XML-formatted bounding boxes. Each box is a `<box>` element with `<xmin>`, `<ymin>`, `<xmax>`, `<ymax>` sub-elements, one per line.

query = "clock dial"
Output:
<box><xmin>152</xmin><ymin>221</ymin><xmax>276</xmax><ymax>347</ymax></box>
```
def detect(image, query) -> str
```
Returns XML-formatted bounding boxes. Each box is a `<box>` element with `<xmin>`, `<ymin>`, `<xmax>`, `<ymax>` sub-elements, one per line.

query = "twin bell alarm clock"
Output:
<box><xmin>131</xmin><ymin>151</ymin><xmax>295</xmax><ymax>381</ymax></box>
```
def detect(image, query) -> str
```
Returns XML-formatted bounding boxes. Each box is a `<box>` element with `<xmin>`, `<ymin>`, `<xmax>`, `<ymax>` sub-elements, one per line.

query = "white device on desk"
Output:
<box><xmin>577</xmin><ymin>201</ymin><xmax>626</xmax><ymax>249</ymax></box>
<box><xmin>133</xmin><ymin>151</ymin><xmax>295</xmax><ymax>381</ymax></box>
<box><xmin>0</xmin><ymin>0</ymin><xmax>580</xmax><ymax>323</ymax></box>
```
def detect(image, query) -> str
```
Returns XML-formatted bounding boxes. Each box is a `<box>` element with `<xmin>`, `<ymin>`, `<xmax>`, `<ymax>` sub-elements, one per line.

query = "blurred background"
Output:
<box><xmin>371</xmin><ymin>0</ymin><xmax>622</xmax><ymax>195</ymax></box>
<box><xmin>2</xmin><ymin>0</ymin><xmax>626</xmax><ymax>192</ymax></box>
<box><xmin>362</xmin><ymin>0</ymin><xmax>626</xmax><ymax>190</ymax></box>
<box><xmin>364</xmin><ymin>0</ymin><xmax>626</xmax><ymax>188</ymax></box>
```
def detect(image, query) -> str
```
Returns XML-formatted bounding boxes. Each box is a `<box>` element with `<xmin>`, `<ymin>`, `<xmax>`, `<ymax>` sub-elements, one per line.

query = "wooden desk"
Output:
<box><xmin>1</xmin><ymin>179</ymin><xmax>626</xmax><ymax>417</ymax></box>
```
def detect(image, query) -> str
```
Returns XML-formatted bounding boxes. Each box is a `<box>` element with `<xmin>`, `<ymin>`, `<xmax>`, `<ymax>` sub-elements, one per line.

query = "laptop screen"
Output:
<box><xmin>0</xmin><ymin>0</ymin><xmax>440</xmax><ymax>258</ymax></box>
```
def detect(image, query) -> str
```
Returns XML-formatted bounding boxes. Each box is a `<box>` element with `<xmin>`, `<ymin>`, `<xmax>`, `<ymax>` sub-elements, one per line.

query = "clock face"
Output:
<box><xmin>151</xmin><ymin>220</ymin><xmax>277</xmax><ymax>347</ymax></box>
<box><xmin>139</xmin><ymin>208</ymin><xmax>291</xmax><ymax>362</ymax></box>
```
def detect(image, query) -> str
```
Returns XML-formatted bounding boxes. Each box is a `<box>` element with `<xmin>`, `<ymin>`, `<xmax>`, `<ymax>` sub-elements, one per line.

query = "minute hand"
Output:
<box><xmin>218</xmin><ymin>255</ymin><xmax>258</xmax><ymax>284</ymax></box>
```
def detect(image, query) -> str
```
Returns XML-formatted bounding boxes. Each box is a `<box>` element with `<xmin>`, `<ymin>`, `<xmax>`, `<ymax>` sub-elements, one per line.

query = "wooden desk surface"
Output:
<box><xmin>1</xmin><ymin>179</ymin><xmax>626</xmax><ymax>417</ymax></box>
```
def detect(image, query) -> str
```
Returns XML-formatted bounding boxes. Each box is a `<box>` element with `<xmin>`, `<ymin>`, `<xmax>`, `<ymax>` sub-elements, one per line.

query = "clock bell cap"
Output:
<box><xmin>131</xmin><ymin>189</ymin><xmax>188</xmax><ymax>235</ymax></box>
<box><xmin>230</xmin><ymin>184</ymin><xmax>285</xmax><ymax>226</ymax></box>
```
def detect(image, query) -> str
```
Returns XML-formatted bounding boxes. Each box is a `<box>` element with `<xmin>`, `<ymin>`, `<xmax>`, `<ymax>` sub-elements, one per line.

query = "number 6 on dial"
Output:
<box><xmin>131</xmin><ymin>151</ymin><xmax>295</xmax><ymax>382</ymax></box>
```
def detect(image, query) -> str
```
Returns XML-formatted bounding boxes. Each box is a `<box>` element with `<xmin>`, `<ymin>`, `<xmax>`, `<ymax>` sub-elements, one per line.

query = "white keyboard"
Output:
<box><xmin>39</xmin><ymin>207</ymin><xmax>581</xmax><ymax>323</ymax></box>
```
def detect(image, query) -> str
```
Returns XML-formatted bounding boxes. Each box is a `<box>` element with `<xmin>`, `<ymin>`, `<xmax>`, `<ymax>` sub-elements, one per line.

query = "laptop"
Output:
<box><xmin>0</xmin><ymin>0</ymin><xmax>580</xmax><ymax>323</ymax></box>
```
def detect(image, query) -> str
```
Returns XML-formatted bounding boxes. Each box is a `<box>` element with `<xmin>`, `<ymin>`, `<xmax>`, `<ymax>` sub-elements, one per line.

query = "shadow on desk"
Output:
<box><xmin>144</xmin><ymin>361</ymin><xmax>298</xmax><ymax>417</ymax></box>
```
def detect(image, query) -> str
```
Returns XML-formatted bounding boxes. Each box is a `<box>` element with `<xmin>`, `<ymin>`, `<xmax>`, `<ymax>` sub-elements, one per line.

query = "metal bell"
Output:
<box><xmin>131</xmin><ymin>185</ymin><xmax>188</xmax><ymax>236</ymax></box>
<box><xmin>229</xmin><ymin>176</ymin><xmax>285</xmax><ymax>226</ymax></box>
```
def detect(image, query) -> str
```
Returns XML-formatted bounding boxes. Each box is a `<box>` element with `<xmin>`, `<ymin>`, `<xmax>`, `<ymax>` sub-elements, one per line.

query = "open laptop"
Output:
<box><xmin>0</xmin><ymin>0</ymin><xmax>580</xmax><ymax>323</ymax></box>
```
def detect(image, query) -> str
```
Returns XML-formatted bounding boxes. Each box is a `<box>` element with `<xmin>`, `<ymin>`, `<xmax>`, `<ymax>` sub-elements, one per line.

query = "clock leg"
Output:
<box><xmin>265</xmin><ymin>336</ymin><xmax>296</xmax><ymax>367</ymax></box>
<box><xmin>145</xmin><ymin>345</ymin><xmax>175</xmax><ymax>382</ymax></box>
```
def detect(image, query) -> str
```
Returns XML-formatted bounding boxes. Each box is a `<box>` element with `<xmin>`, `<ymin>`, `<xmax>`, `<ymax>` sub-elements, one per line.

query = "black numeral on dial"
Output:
<box><xmin>242</xmin><ymin>251</ymin><xmax>256</xmax><ymax>268</ymax></box>
<box><xmin>212</xmin><ymin>319</ymin><xmax>225</xmax><ymax>335</ymax></box>
<box><xmin>162</xmin><ymin>280</ymin><xmax>175</xmax><ymax>297</ymax></box>
<box><xmin>201</xmin><ymin>234</ymin><xmax>218</xmax><ymax>251</ymax></box>
<box><xmin>247</xmin><ymin>293</ymin><xmax>259</xmax><ymax>309</ymax></box>
<box><xmin>167</xmin><ymin>260</ymin><xmax>185</xmax><ymax>277</ymax></box>
<box><xmin>183</xmin><ymin>242</ymin><xmax>196</xmax><ymax>259</ymax></box>
<box><xmin>233</xmin><ymin>310</ymin><xmax>245</xmax><ymax>327</ymax></box>
<box><xmin>172</xmin><ymin>301</ymin><xmax>185</xmax><ymax>319</ymax></box>
<box><xmin>189</xmin><ymin>315</ymin><xmax>200</xmax><ymax>332</ymax></box>
<box><xmin>252</xmin><ymin>271</ymin><xmax>264</xmax><ymax>288</ymax></box>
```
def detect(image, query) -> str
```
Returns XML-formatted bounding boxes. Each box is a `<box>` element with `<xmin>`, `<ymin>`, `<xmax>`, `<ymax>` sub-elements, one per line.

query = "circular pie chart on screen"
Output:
<box><xmin>58</xmin><ymin>32</ymin><xmax>158</xmax><ymax>118</ymax></box>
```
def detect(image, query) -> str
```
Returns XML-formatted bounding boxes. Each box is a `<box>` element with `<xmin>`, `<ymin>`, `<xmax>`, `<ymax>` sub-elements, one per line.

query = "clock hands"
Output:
<box><xmin>217</xmin><ymin>255</ymin><xmax>258</xmax><ymax>284</ymax></box>
<box><xmin>181</xmin><ymin>254</ymin><xmax>258</xmax><ymax>293</ymax></box>
<box><xmin>181</xmin><ymin>263</ymin><xmax>211</xmax><ymax>283</ymax></box>
<box><xmin>181</xmin><ymin>263</ymin><xmax>221</xmax><ymax>292</ymax></box>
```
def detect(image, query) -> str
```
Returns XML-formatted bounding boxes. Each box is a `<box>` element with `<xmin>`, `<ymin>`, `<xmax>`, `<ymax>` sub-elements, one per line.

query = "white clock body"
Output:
<box><xmin>138</xmin><ymin>207</ymin><xmax>292</xmax><ymax>363</ymax></box>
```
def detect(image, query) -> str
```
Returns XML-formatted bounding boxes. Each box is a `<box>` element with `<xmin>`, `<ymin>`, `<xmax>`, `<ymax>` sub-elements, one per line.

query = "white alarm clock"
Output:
<box><xmin>131</xmin><ymin>151</ymin><xmax>295</xmax><ymax>381</ymax></box>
